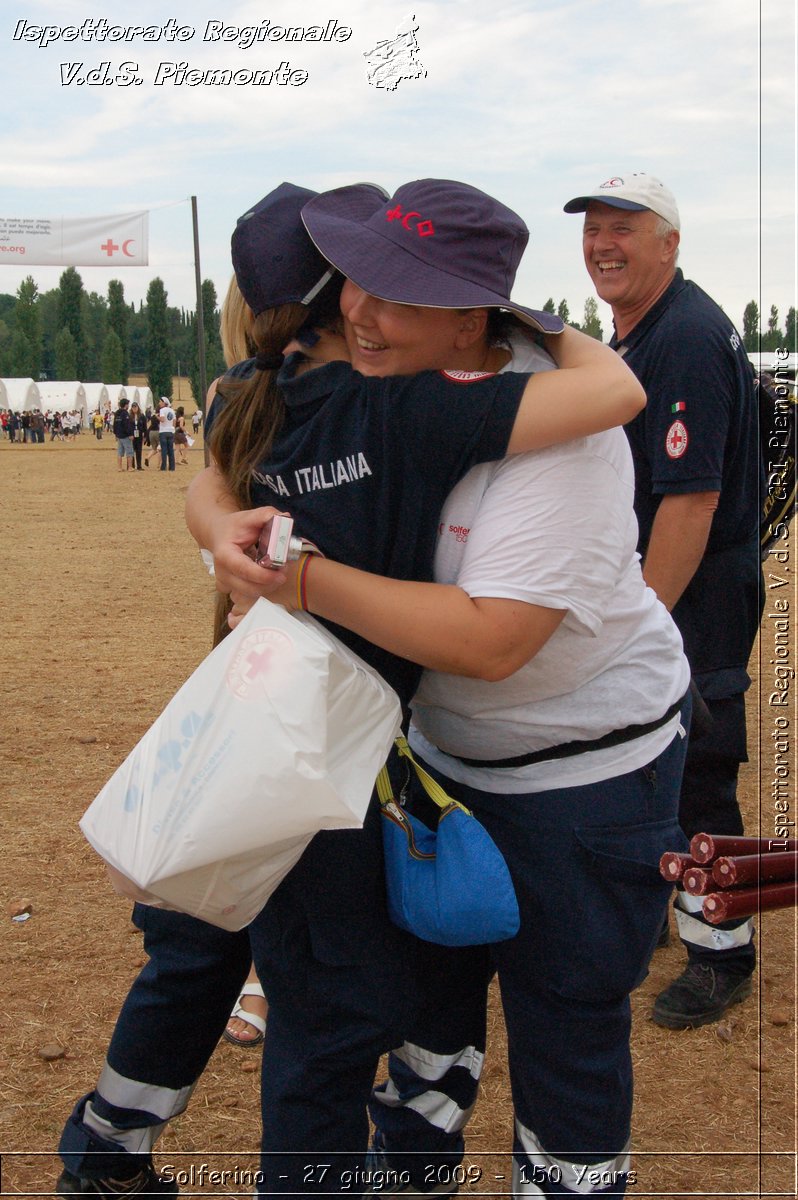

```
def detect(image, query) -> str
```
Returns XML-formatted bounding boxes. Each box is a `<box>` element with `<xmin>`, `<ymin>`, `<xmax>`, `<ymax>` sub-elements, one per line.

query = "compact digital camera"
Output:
<box><xmin>256</xmin><ymin>514</ymin><xmax>304</xmax><ymax>569</ymax></box>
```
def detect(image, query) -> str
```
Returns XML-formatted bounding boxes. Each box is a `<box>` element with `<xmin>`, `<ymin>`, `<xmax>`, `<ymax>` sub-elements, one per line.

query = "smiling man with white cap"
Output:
<box><xmin>565</xmin><ymin>172</ymin><xmax>763</xmax><ymax>1031</ymax></box>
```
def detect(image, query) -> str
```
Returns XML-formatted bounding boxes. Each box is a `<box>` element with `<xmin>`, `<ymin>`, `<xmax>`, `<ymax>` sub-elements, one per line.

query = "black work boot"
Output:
<box><xmin>55</xmin><ymin>1163</ymin><xmax>178</xmax><ymax>1197</ymax></box>
<box><xmin>652</xmin><ymin>961</ymin><xmax>753</xmax><ymax>1029</ymax></box>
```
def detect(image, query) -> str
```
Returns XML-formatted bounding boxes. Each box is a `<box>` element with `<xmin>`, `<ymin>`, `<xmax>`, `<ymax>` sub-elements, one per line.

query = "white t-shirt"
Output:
<box><xmin>159</xmin><ymin>406</ymin><xmax>176</xmax><ymax>433</ymax></box>
<box><xmin>409</xmin><ymin>331</ymin><xmax>690</xmax><ymax>794</ymax></box>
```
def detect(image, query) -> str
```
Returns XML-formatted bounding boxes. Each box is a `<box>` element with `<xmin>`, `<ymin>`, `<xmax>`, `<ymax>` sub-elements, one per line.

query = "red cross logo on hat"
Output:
<box><xmin>386</xmin><ymin>203</ymin><xmax>435</xmax><ymax>237</ymax></box>
<box><xmin>665</xmin><ymin>420</ymin><xmax>688</xmax><ymax>458</ymax></box>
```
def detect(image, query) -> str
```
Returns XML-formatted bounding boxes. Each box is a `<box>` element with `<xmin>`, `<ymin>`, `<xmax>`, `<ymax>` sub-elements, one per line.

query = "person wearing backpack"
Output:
<box><xmin>112</xmin><ymin>398</ymin><xmax>135</xmax><ymax>472</ymax></box>
<box><xmin>565</xmin><ymin>172</ymin><xmax>764</xmax><ymax>1030</ymax></box>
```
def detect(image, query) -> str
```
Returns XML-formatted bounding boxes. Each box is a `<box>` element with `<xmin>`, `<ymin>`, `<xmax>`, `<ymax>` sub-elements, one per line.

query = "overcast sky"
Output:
<box><xmin>2</xmin><ymin>0</ymin><xmax>795</xmax><ymax>337</ymax></box>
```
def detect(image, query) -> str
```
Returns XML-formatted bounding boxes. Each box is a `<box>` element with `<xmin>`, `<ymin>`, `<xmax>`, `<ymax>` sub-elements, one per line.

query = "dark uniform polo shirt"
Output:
<box><xmin>611</xmin><ymin>269</ymin><xmax>763</xmax><ymax>697</ymax></box>
<box><xmin>207</xmin><ymin>355</ymin><xmax>527</xmax><ymax>713</ymax></box>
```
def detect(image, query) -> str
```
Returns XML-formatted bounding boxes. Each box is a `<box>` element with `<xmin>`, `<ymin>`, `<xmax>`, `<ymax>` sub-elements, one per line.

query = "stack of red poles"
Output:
<box><xmin>659</xmin><ymin>835</ymin><xmax>797</xmax><ymax>924</ymax></box>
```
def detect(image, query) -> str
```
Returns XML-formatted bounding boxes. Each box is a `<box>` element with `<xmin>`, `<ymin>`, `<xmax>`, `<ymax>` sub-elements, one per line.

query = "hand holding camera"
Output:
<box><xmin>256</xmin><ymin>514</ymin><xmax>304</xmax><ymax>569</ymax></box>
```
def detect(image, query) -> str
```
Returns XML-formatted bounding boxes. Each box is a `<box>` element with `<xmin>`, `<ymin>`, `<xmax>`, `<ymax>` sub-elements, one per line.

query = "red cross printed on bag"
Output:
<box><xmin>241</xmin><ymin>645</ymin><xmax>275</xmax><ymax>683</ymax></box>
<box><xmin>226</xmin><ymin>627</ymin><xmax>293</xmax><ymax>701</ymax></box>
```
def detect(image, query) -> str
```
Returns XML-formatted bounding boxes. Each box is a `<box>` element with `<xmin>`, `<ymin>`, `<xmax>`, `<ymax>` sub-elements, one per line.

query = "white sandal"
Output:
<box><xmin>223</xmin><ymin>981</ymin><xmax>267</xmax><ymax>1047</ymax></box>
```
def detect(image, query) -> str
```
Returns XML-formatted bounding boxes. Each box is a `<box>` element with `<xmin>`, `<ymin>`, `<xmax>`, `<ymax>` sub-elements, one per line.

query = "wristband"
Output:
<box><xmin>296</xmin><ymin>553</ymin><xmax>314</xmax><ymax>612</ymax></box>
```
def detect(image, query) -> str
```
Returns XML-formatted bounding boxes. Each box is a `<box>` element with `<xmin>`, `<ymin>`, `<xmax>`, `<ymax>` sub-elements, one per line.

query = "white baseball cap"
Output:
<box><xmin>563</xmin><ymin>173</ymin><xmax>680</xmax><ymax>230</ymax></box>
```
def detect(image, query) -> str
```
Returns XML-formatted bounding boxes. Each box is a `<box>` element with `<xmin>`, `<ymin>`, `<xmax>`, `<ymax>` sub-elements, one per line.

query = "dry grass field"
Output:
<box><xmin>0</xmin><ymin>432</ymin><xmax>795</xmax><ymax>1198</ymax></box>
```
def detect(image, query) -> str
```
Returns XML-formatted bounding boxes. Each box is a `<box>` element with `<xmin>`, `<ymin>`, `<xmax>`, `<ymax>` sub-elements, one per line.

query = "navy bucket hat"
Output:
<box><xmin>301</xmin><ymin>178</ymin><xmax>563</xmax><ymax>334</ymax></box>
<box><xmin>231</xmin><ymin>182</ymin><xmax>387</xmax><ymax>316</ymax></box>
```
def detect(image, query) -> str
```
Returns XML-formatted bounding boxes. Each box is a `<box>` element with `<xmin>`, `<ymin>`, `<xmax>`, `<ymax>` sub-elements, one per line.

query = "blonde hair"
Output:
<box><xmin>210</xmin><ymin>275</ymin><xmax>256</xmax><ymax>647</ymax></box>
<box><xmin>220</xmin><ymin>275</ymin><xmax>256</xmax><ymax>368</ymax></box>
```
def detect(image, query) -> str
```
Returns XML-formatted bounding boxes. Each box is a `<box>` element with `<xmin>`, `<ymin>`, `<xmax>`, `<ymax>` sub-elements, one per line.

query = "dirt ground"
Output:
<box><xmin>0</xmin><ymin>432</ymin><xmax>795</xmax><ymax>1199</ymax></box>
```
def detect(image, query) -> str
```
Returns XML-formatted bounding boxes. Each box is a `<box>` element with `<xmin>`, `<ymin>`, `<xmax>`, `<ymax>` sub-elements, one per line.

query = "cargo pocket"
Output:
<box><xmin>308</xmin><ymin>912</ymin><xmax>389</xmax><ymax>967</ymax></box>
<box><xmin>550</xmin><ymin>818</ymin><xmax>684</xmax><ymax>1003</ymax></box>
<box><xmin>307</xmin><ymin>911</ymin><xmax>416</xmax><ymax>1046</ymax></box>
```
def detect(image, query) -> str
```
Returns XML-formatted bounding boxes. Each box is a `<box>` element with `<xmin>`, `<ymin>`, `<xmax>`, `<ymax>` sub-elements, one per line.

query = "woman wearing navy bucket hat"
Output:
<box><xmin>207</xmin><ymin>179</ymin><xmax>691</xmax><ymax>1200</ymax></box>
<box><xmin>55</xmin><ymin>178</ymin><xmax>642</xmax><ymax>1200</ymax></box>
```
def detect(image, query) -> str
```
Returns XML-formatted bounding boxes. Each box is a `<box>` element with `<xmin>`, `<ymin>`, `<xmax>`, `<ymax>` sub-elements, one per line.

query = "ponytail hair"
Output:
<box><xmin>208</xmin><ymin>274</ymin><xmax>342</xmax><ymax>509</ymax></box>
<box><xmin>207</xmin><ymin>273</ymin><xmax>342</xmax><ymax>645</ymax></box>
<box><xmin>209</xmin><ymin>304</ymin><xmax>306</xmax><ymax>507</ymax></box>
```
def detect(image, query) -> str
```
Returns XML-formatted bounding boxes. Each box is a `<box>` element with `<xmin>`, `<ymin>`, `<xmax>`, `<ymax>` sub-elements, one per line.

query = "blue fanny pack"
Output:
<box><xmin>377</xmin><ymin>738</ymin><xmax>520</xmax><ymax>947</ymax></box>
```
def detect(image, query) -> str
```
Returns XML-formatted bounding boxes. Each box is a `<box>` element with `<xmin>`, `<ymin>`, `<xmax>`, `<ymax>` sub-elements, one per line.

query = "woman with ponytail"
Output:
<box><xmin>56</xmin><ymin>180</ymin><xmax>645</xmax><ymax>1200</ymax></box>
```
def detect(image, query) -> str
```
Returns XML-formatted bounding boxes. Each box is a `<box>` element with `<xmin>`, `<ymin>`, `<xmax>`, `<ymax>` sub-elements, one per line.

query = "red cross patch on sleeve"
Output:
<box><xmin>665</xmin><ymin>419</ymin><xmax>688</xmax><ymax>459</ymax></box>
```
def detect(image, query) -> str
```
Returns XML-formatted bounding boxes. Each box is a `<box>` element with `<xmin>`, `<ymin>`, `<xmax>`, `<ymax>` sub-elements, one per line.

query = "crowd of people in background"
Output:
<box><xmin>109</xmin><ymin>397</ymin><xmax>203</xmax><ymax>472</ymax></box>
<box><xmin>0</xmin><ymin>403</ymin><xmax>203</xmax><ymax>457</ymax></box>
<box><xmin>1</xmin><ymin>408</ymin><xmax>83</xmax><ymax>441</ymax></box>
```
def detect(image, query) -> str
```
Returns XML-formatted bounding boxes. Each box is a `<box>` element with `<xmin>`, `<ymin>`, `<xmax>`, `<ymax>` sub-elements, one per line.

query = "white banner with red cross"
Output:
<box><xmin>0</xmin><ymin>211</ymin><xmax>148</xmax><ymax>266</ymax></box>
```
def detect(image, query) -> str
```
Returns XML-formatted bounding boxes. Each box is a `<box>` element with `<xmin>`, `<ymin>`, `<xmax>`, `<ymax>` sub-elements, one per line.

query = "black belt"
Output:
<box><xmin>452</xmin><ymin>691</ymin><xmax>688</xmax><ymax>770</ymax></box>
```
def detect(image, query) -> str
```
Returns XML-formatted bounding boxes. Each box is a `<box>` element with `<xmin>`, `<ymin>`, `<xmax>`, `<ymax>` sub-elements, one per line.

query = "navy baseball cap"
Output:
<box><xmin>301</xmin><ymin>179</ymin><xmax>563</xmax><ymax>334</ymax></box>
<box><xmin>231</xmin><ymin>182</ymin><xmax>387</xmax><ymax>316</ymax></box>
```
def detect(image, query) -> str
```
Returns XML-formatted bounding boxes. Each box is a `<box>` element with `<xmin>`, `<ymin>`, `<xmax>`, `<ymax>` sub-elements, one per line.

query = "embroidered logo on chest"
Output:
<box><xmin>439</xmin><ymin>370</ymin><xmax>496</xmax><ymax>383</ymax></box>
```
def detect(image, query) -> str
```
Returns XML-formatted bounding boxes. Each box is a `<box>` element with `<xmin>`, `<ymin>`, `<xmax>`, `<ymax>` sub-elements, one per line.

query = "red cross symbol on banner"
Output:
<box><xmin>100</xmin><ymin>238</ymin><xmax>119</xmax><ymax>256</ymax></box>
<box><xmin>665</xmin><ymin>419</ymin><xmax>688</xmax><ymax>459</ymax></box>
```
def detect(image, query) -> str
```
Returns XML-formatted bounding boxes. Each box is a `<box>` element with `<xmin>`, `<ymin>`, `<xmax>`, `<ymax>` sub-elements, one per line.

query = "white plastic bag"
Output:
<box><xmin>80</xmin><ymin>599</ymin><xmax>402</xmax><ymax>930</ymax></box>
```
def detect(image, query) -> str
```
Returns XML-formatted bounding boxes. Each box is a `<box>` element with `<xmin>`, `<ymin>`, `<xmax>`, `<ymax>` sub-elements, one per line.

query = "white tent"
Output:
<box><xmin>82</xmin><ymin>383</ymin><xmax>110</xmax><ymax>416</ymax></box>
<box><xmin>104</xmin><ymin>384</ymin><xmax>130</xmax><ymax>409</ymax></box>
<box><xmin>37</xmin><ymin>381</ymin><xmax>88</xmax><ymax>427</ymax></box>
<box><xmin>1</xmin><ymin>378</ymin><xmax>42</xmax><ymax>413</ymax></box>
<box><xmin>138</xmin><ymin>386</ymin><xmax>153</xmax><ymax>411</ymax></box>
<box><xmin>748</xmin><ymin>352</ymin><xmax>798</xmax><ymax>377</ymax></box>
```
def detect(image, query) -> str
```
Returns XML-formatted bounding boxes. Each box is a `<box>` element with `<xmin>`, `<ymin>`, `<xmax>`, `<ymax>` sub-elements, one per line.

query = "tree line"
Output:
<box><xmin>541</xmin><ymin>297</ymin><xmax>605</xmax><ymax>341</ymax></box>
<box><xmin>741</xmin><ymin>302</ymin><xmax>797</xmax><ymax>353</ymax></box>
<box><xmin>0</xmin><ymin>269</ymin><xmax>225</xmax><ymax>405</ymax></box>
<box><xmin>1</xmin><ymin>272</ymin><xmax>794</xmax><ymax>410</ymax></box>
<box><xmin>542</xmin><ymin>298</ymin><xmax>796</xmax><ymax>353</ymax></box>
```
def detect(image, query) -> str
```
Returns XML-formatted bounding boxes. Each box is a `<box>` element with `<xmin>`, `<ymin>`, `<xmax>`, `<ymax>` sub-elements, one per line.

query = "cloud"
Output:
<box><xmin>1</xmin><ymin>0</ymin><xmax>793</xmax><ymax>326</ymax></box>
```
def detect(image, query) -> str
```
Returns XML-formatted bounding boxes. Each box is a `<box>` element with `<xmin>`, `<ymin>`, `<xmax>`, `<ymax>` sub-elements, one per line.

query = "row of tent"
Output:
<box><xmin>0</xmin><ymin>379</ymin><xmax>155</xmax><ymax>424</ymax></box>
<box><xmin>747</xmin><ymin>352</ymin><xmax>797</xmax><ymax>378</ymax></box>
<box><xmin>4</xmin><ymin>356</ymin><xmax>792</xmax><ymax>422</ymax></box>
